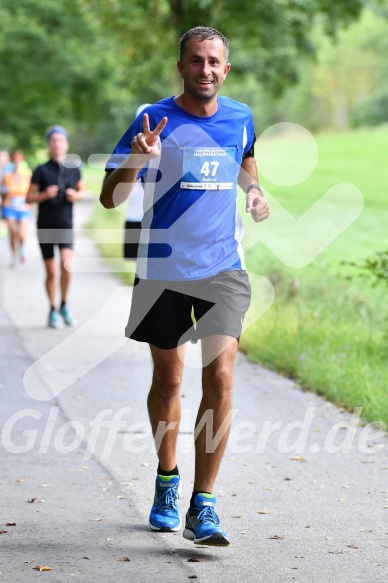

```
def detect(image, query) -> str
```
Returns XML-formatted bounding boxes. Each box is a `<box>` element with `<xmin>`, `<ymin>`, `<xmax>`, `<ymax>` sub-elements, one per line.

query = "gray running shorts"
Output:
<box><xmin>125</xmin><ymin>270</ymin><xmax>251</xmax><ymax>349</ymax></box>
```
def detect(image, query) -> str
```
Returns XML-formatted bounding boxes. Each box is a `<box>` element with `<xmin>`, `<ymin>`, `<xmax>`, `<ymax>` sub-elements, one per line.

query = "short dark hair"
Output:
<box><xmin>179</xmin><ymin>26</ymin><xmax>229</xmax><ymax>62</ymax></box>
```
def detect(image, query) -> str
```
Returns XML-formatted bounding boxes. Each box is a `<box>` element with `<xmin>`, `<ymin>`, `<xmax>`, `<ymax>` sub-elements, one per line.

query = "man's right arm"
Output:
<box><xmin>100</xmin><ymin>113</ymin><xmax>168</xmax><ymax>210</ymax></box>
<box><xmin>99</xmin><ymin>165</ymin><xmax>141</xmax><ymax>210</ymax></box>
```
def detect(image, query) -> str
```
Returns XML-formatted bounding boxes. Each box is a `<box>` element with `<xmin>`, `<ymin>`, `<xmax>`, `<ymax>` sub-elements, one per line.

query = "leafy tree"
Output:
<box><xmin>83</xmin><ymin>0</ymin><xmax>365</xmax><ymax>98</ymax></box>
<box><xmin>0</xmin><ymin>0</ymin><xmax>113</xmax><ymax>151</ymax></box>
<box><xmin>0</xmin><ymin>0</ymin><xmax>367</xmax><ymax>153</ymax></box>
<box><xmin>266</xmin><ymin>7</ymin><xmax>388</xmax><ymax>131</ymax></box>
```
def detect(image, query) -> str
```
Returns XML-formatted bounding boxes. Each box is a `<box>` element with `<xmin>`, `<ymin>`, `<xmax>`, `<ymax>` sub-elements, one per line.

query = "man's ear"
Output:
<box><xmin>177</xmin><ymin>60</ymin><xmax>183</xmax><ymax>78</ymax></box>
<box><xmin>224</xmin><ymin>62</ymin><xmax>231</xmax><ymax>78</ymax></box>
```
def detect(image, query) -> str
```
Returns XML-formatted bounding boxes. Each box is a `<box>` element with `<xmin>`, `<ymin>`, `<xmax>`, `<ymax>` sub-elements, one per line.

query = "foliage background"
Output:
<box><xmin>3</xmin><ymin>0</ymin><xmax>382</xmax><ymax>155</ymax></box>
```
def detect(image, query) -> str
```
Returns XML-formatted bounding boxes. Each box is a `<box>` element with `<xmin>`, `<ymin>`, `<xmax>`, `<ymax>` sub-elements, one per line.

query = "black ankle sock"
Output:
<box><xmin>157</xmin><ymin>464</ymin><xmax>179</xmax><ymax>477</ymax></box>
<box><xmin>190</xmin><ymin>490</ymin><xmax>212</xmax><ymax>508</ymax></box>
<box><xmin>50</xmin><ymin>306</ymin><xmax>56</xmax><ymax>313</ymax></box>
<box><xmin>60</xmin><ymin>300</ymin><xmax>66</xmax><ymax>309</ymax></box>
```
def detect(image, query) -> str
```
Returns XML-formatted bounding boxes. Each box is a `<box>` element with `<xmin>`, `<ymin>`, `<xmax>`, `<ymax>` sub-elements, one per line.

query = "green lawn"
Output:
<box><xmin>84</xmin><ymin>127</ymin><xmax>388</xmax><ymax>426</ymax></box>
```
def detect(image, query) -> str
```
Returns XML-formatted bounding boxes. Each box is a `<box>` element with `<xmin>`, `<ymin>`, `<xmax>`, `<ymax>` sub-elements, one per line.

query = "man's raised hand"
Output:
<box><xmin>131</xmin><ymin>113</ymin><xmax>168</xmax><ymax>158</ymax></box>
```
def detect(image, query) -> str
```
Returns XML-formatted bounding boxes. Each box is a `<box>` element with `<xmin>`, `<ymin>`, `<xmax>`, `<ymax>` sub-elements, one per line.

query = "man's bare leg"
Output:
<box><xmin>194</xmin><ymin>335</ymin><xmax>238</xmax><ymax>492</ymax></box>
<box><xmin>147</xmin><ymin>344</ymin><xmax>186</xmax><ymax>532</ymax></box>
<box><xmin>148</xmin><ymin>344</ymin><xmax>186</xmax><ymax>471</ymax></box>
<box><xmin>182</xmin><ymin>335</ymin><xmax>237</xmax><ymax>546</ymax></box>
<box><xmin>44</xmin><ymin>257</ymin><xmax>57</xmax><ymax>307</ymax></box>
<box><xmin>60</xmin><ymin>247</ymin><xmax>73</xmax><ymax>304</ymax></box>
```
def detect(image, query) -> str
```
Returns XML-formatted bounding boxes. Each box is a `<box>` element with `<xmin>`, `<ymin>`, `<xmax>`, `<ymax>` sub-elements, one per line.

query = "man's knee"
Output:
<box><xmin>150</xmin><ymin>369</ymin><xmax>182</xmax><ymax>401</ymax></box>
<box><xmin>45</xmin><ymin>260</ymin><xmax>56</xmax><ymax>279</ymax></box>
<box><xmin>203</xmin><ymin>361</ymin><xmax>234</xmax><ymax>397</ymax></box>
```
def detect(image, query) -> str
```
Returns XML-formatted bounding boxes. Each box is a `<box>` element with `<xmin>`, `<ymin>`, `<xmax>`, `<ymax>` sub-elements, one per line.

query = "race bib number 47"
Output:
<box><xmin>181</xmin><ymin>147</ymin><xmax>236</xmax><ymax>190</ymax></box>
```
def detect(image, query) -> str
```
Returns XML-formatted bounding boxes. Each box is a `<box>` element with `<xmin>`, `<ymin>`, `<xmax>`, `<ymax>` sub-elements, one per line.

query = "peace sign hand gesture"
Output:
<box><xmin>131</xmin><ymin>113</ymin><xmax>168</xmax><ymax>161</ymax></box>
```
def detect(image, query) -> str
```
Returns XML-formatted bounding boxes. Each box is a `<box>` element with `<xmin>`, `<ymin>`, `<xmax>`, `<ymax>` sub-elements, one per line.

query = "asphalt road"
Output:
<box><xmin>0</xmin><ymin>197</ymin><xmax>387</xmax><ymax>583</ymax></box>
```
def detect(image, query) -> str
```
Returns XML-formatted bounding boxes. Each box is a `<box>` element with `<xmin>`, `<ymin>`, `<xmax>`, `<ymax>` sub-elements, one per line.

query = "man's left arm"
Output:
<box><xmin>238</xmin><ymin>156</ymin><xmax>270</xmax><ymax>223</ymax></box>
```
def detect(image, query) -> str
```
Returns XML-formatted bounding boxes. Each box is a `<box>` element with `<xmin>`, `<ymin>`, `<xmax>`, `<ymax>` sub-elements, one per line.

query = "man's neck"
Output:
<box><xmin>51</xmin><ymin>156</ymin><xmax>65</xmax><ymax>164</ymax></box>
<box><xmin>174</xmin><ymin>93</ymin><xmax>218</xmax><ymax>117</ymax></box>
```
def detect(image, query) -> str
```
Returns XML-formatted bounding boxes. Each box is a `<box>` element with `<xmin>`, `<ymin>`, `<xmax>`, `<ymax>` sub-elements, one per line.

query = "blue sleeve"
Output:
<box><xmin>105</xmin><ymin>116</ymin><xmax>145</xmax><ymax>172</ymax></box>
<box><xmin>243</xmin><ymin>108</ymin><xmax>256</xmax><ymax>155</ymax></box>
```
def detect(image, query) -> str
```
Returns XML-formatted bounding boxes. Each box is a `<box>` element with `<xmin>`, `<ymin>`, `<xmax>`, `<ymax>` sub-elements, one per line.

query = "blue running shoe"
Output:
<box><xmin>183</xmin><ymin>493</ymin><xmax>230</xmax><ymax>546</ymax></box>
<box><xmin>60</xmin><ymin>305</ymin><xmax>77</xmax><ymax>326</ymax></box>
<box><xmin>48</xmin><ymin>310</ymin><xmax>62</xmax><ymax>329</ymax></box>
<box><xmin>149</xmin><ymin>474</ymin><xmax>182</xmax><ymax>532</ymax></box>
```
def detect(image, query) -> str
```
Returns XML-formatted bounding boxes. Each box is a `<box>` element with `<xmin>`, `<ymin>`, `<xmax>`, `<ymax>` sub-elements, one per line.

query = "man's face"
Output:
<box><xmin>48</xmin><ymin>133</ymin><xmax>68</xmax><ymax>160</ymax></box>
<box><xmin>177</xmin><ymin>37</ymin><xmax>230</xmax><ymax>102</ymax></box>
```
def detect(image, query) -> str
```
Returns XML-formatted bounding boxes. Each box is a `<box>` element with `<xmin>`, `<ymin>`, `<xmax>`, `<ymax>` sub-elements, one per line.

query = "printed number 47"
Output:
<box><xmin>200</xmin><ymin>161</ymin><xmax>219</xmax><ymax>177</ymax></box>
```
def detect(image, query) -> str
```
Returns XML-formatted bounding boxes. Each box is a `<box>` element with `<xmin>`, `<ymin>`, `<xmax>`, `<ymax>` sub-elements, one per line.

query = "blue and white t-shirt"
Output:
<box><xmin>106</xmin><ymin>96</ymin><xmax>255</xmax><ymax>281</ymax></box>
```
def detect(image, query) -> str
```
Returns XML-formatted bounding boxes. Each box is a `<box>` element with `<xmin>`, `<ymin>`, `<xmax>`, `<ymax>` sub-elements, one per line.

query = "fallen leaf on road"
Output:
<box><xmin>269</xmin><ymin>535</ymin><xmax>284</xmax><ymax>540</ymax></box>
<box><xmin>0</xmin><ymin>530</ymin><xmax>8</xmax><ymax>534</ymax></box>
<box><xmin>89</xmin><ymin>518</ymin><xmax>102</xmax><ymax>522</ymax></box>
<box><xmin>339</xmin><ymin>499</ymin><xmax>347</xmax><ymax>503</ymax></box>
<box><xmin>284</xmin><ymin>477</ymin><xmax>292</xmax><ymax>481</ymax></box>
<box><xmin>27</xmin><ymin>498</ymin><xmax>37</xmax><ymax>504</ymax></box>
<box><xmin>6</xmin><ymin>522</ymin><xmax>16</xmax><ymax>526</ymax></box>
<box><xmin>257</xmin><ymin>509</ymin><xmax>271</xmax><ymax>514</ymax></box>
<box><xmin>187</xmin><ymin>557</ymin><xmax>201</xmax><ymax>562</ymax></box>
<box><xmin>83</xmin><ymin>557</ymin><xmax>91</xmax><ymax>560</ymax></box>
<box><xmin>116</xmin><ymin>496</ymin><xmax>125</xmax><ymax>499</ymax></box>
<box><xmin>16</xmin><ymin>479</ymin><xmax>24</xmax><ymax>483</ymax></box>
<box><xmin>41</xmin><ymin>484</ymin><xmax>50</xmax><ymax>488</ymax></box>
<box><xmin>141</xmin><ymin>463</ymin><xmax>149</xmax><ymax>467</ymax></box>
<box><xmin>187</xmin><ymin>577</ymin><xmax>198</xmax><ymax>579</ymax></box>
<box><xmin>326</xmin><ymin>536</ymin><xmax>334</xmax><ymax>540</ymax></box>
<box><xmin>347</xmin><ymin>545</ymin><xmax>359</xmax><ymax>549</ymax></box>
<box><xmin>360</xmin><ymin>528</ymin><xmax>372</xmax><ymax>533</ymax></box>
<box><xmin>232</xmin><ymin>515</ymin><xmax>243</xmax><ymax>518</ymax></box>
<box><xmin>290</xmin><ymin>456</ymin><xmax>306</xmax><ymax>462</ymax></box>
<box><xmin>33</xmin><ymin>565</ymin><xmax>52</xmax><ymax>571</ymax></box>
<box><xmin>329</xmin><ymin>550</ymin><xmax>343</xmax><ymax>554</ymax></box>
<box><xmin>118</xmin><ymin>557</ymin><xmax>130</xmax><ymax>562</ymax></box>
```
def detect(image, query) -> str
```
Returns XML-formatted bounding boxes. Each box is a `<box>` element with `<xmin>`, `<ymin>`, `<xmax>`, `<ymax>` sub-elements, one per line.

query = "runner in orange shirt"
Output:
<box><xmin>2</xmin><ymin>151</ymin><xmax>32</xmax><ymax>267</ymax></box>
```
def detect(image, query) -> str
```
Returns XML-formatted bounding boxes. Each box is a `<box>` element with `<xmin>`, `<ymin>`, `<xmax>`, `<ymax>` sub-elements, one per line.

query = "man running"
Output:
<box><xmin>100</xmin><ymin>26</ymin><xmax>270</xmax><ymax>546</ymax></box>
<box><xmin>27</xmin><ymin>126</ymin><xmax>84</xmax><ymax>328</ymax></box>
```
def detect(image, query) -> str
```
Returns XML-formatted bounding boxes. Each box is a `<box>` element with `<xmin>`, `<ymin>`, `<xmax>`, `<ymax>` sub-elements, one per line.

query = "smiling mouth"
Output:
<box><xmin>197</xmin><ymin>80</ymin><xmax>213</xmax><ymax>85</ymax></box>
